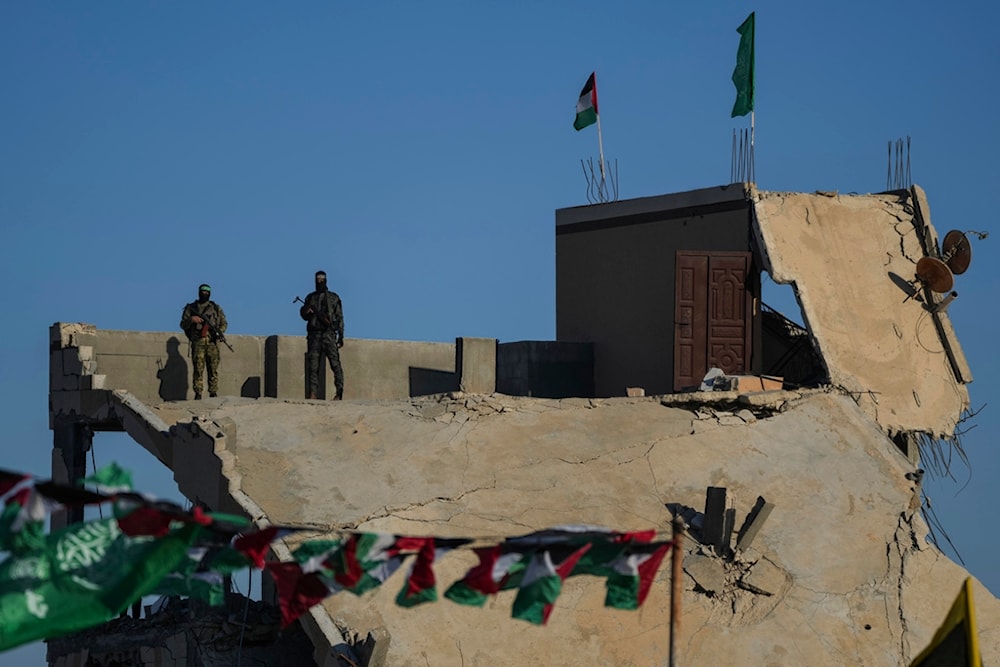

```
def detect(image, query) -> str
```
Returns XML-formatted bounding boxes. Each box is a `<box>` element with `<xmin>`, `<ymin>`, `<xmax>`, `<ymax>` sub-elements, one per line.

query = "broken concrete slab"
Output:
<box><xmin>71</xmin><ymin>390</ymin><xmax>999</xmax><ymax>666</ymax></box>
<box><xmin>751</xmin><ymin>186</ymin><xmax>970</xmax><ymax>438</ymax></box>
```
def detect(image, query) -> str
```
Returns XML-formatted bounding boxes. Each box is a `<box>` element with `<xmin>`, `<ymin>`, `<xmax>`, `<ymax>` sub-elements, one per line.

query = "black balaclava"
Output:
<box><xmin>198</xmin><ymin>284</ymin><xmax>211</xmax><ymax>304</ymax></box>
<box><xmin>315</xmin><ymin>272</ymin><xmax>328</xmax><ymax>293</ymax></box>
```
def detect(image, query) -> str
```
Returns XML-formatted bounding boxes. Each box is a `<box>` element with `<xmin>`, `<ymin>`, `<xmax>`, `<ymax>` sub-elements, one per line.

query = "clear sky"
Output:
<box><xmin>2</xmin><ymin>2</ymin><xmax>998</xmax><ymax>663</ymax></box>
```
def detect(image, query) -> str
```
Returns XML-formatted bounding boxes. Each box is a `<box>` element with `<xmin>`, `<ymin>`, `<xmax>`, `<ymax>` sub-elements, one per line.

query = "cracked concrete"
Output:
<box><xmin>80</xmin><ymin>388</ymin><xmax>1000</xmax><ymax>666</ymax></box>
<box><xmin>751</xmin><ymin>186</ymin><xmax>970</xmax><ymax>438</ymax></box>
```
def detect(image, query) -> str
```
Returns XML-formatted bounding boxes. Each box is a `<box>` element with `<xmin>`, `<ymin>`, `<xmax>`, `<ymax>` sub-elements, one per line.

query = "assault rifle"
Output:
<box><xmin>200</xmin><ymin>314</ymin><xmax>234</xmax><ymax>352</ymax></box>
<box><xmin>294</xmin><ymin>295</ymin><xmax>332</xmax><ymax>329</ymax></box>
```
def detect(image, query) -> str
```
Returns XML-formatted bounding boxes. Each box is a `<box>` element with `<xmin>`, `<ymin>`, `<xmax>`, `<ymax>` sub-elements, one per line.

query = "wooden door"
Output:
<box><xmin>674</xmin><ymin>251</ymin><xmax>753</xmax><ymax>391</ymax></box>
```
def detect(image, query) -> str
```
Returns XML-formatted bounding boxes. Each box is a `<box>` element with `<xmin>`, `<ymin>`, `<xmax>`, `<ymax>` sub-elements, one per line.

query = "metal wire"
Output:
<box><xmin>886</xmin><ymin>136</ymin><xmax>912</xmax><ymax>190</ymax></box>
<box><xmin>580</xmin><ymin>157</ymin><xmax>619</xmax><ymax>204</ymax></box>
<box><xmin>731</xmin><ymin>128</ymin><xmax>754</xmax><ymax>184</ymax></box>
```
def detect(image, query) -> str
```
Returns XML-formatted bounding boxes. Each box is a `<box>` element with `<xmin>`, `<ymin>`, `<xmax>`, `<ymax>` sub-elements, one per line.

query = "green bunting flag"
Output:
<box><xmin>731</xmin><ymin>12</ymin><xmax>755</xmax><ymax>118</ymax></box>
<box><xmin>0</xmin><ymin>465</ymin><xmax>679</xmax><ymax>644</ymax></box>
<box><xmin>81</xmin><ymin>462</ymin><xmax>134</xmax><ymax>493</ymax></box>
<box><xmin>0</xmin><ymin>518</ymin><xmax>199</xmax><ymax>652</ymax></box>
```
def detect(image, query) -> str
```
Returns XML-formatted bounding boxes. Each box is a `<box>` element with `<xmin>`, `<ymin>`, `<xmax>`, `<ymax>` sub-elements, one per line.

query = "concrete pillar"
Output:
<box><xmin>51</xmin><ymin>421</ymin><xmax>93</xmax><ymax>530</ymax></box>
<box><xmin>703</xmin><ymin>486</ymin><xmax>735</xmax><ymax>556</ymax></box>
<box><xmin>457</xmin><ymin>337</ymin><xmax>497</xmax><ymax>394</ymax></box>
<box><xmin>265</xmin><ymin>335</ymin><xmax>309</xmax><ymax>399</ymax></box>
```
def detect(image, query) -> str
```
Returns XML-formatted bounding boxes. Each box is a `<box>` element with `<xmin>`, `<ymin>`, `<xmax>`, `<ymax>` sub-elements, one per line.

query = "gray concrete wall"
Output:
<box><xmin>50</xmin><ymin>323</ymin><xmax>496</xmax><ymax>404</ymax></box>
<box><xmin>556</xmin><ymin>184</ymin><xmax>753</xmax><ymax>397</ymax></box>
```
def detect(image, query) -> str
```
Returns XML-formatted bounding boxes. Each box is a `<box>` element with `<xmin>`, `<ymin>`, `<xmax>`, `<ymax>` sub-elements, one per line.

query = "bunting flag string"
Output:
<box><xmin>0</xmin><ymin>464</ymin><xmax>674</xmax><ymax>651</ymax></box>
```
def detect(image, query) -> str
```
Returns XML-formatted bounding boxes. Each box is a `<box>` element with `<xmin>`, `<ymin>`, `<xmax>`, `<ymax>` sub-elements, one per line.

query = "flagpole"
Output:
<box><xmin>750</xmin><ymin>110</ymin><xmax>755</xmax><ymax>184</ymax></box>
<box><xmin>596</xmin><ymin>114</ymin><xmax>607</xmax><ymax>182</ymax></box>
<box><xmin>669</xmin><ymin>514</ymin><xmax>684</xmax><ymax>667</ymax></box>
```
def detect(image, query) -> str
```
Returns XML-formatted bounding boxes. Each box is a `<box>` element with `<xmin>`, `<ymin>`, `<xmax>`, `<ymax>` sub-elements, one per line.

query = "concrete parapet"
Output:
<box><xmin>497</xmin><ymin>340</ymin><xmax>594</xmax><ymax>398</ymax></box>
<box><xmin>50</xmin><ymin>323</ymin><xmax>498</xmax><ymax>405</ymax></box>
<box><xmin>345</xmin><ymin>337</ymin><xmax>458</xmax><ymax>399</ymax></box>
<box><xmin>264</xmin><ymin>335</ymin><xmax>304</xmax><ymax>398</ymax></box>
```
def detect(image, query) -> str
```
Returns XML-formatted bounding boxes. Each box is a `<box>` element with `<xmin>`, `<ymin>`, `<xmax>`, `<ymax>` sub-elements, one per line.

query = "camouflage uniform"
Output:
<box><xmin>180</xmin><ymin>299</ymin><xmax>227</xmax><ymax>398</ymax></box>
<box><xmin>300</xmin><ymin>288</ymin><xmax>344</xmax><ymax>399</ymax></box>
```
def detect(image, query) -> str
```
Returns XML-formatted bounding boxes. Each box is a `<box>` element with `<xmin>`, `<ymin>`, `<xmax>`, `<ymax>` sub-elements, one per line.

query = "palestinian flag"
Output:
<box><xmin>603</xmin><ymin>541</ymin><xmax>672</xmax><ymax>609</ymax></box>
<box><xmin>568</xmin><ymin>528</ymin><xmax>656</xmax><ymax>576</ymax></box>
<box><xmin>266</xmin><ymin>561</ymin><xmax>332</xmax><ymax>628</ymax></box>
<box><xmin>263</xmin><ymin>538</ymin><xmax>344</xmax><ymax>626</ymax></box>
<box><xmin>573</xmin><ymin>72</ymin><xmax>599</xmax><ymax>131</ymax></box>
<box><xmin>233</xmin><ymin>525</ymin><xmax>295</xmax><ymax>569</ymax></box>
<box><xmin>395</xmin><ymin>538</ymin><xmax>437</xmax><ymax>607</ymax></box>
<box><xmin>445</xmin><ymin>546</ymin><xmax>526</xmax><ymax>606</ymax></box>
<box><xmin>0</xmin><ymin>477</ymin><xmax>49</xmax><ymax>556</ymax></box>
<box><xmin>153</xmin><ymin>545</ymin><xmax>226</xmax><ymax>606</ymax></box>
<box><xmin>511</xmin><ymin>543</ymin><xmax>592</xmax><ymax>625</ymax></box>
<box><xmin>267</xmin><ymin>533</ymin><xmax>432</xmax><ymax>625</ymax></box>
<box><xmin>327</xmin><ymin>533</ymin><xmax>405</xmax><ymax>594</ymax></box>
<box><xmin>395</xmin><ymin>537</ymin><xmax>468</xmax><ymax>608</ymax></box>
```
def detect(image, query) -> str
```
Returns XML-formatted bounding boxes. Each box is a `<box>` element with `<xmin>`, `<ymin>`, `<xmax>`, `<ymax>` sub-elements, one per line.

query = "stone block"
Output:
<box><xmin>60</xmin><ymin>348</ymin><xmax>85</xmax><ymax>376</ymax></box>
<box><xmin>164</xmin><ymin>631</ymin><xmax>188</xmax><ymax>663</ymax></box>
<box><xmin>50</xmin><ymin>351</ymin><xmax>78</xmax><ymax>391</ymax></box>
<box><xmin>736</xmin><ymin>497</ymin><xmax>774</xmax><ymax>551</ymax></box>
<box><xmin>81</xmin><ymin>374</ymin><xmax>107</xmax><ymax>390</ymax></box>
<box><xmin>685</xmin><ymin>553</ymin><xmax>727</xmax><ymax>595</ymax></box>
<box><xmin>729</xmin><ymin>375</ymin><xmax>783</xmax><ymax>392</ymax></box>
<box><xmin>703</xmin><ymin>487</ymin><xmax>734</xmax><ymax>554</ymax></box>
<box><xmin>737</xmin><ymin>390</ymin><xmax>800</xmax><ymax>407</ymax></box>
<box><xmin>626</xmin><ymin>387</ymin><xmax>645</xmax><ymax>397</ymax></box>
<box><xmin>742</xmin><ymin>557</ymin><xmax>787</xmax><ymax>596</ymax></box>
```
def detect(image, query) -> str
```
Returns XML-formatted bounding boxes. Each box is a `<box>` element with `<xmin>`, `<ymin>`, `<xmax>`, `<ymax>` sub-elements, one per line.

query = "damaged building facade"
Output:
<box><xmin>555</xmin><ymin>183</ymin><xmax>971</xmax><ymax>440</ymax></box>
<box><xmin>44</xmin><ymin>184</ymin><xmax>993</xmax><ymax>666</ymax></box>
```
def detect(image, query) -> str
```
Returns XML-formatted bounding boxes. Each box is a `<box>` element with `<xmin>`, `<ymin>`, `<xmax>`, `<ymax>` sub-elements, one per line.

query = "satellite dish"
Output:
<box><xmin>941</xmin><ymin>230</ymin><xmax>972</xmax><ymax>275</ymax></box>
<box><xmin>915</xmin><ymin>256</ymin><xmax>954</xmax><ymax>293</ymax></box>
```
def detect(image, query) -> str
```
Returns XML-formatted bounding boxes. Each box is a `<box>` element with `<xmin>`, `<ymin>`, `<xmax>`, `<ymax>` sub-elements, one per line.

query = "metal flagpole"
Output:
<box><xmin>750</xmin><ymin>110</ymin><xmax>756</xmax><ymax>184</ymax></box>
<box><xmin>596</xmin><ymin>113</ymin><xmax>607</xmax><ymax>182</ymax></box>
<box><xmin>669</xmin><ymin>514</ymin><xmax>684</xmax><ymax>667</ymax></box>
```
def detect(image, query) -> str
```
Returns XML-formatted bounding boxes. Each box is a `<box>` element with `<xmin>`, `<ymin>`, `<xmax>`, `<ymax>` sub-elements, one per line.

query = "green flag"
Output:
<box><xmin>731</xmin><ymin>12</ymin><xmax>755</xmax><ymax>117</ymax></box>
<box><xmin>0</xmin><ymin>518</ymin><xmax>198</xmax><ymax>651</ymax></box>
<box><xmin>81</xmin><ymin>462</ymin><xmax>133</xmax><ymax>493</ymax></box>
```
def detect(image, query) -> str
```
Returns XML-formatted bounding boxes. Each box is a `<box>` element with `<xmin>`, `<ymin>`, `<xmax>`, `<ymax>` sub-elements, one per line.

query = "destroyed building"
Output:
<box><xmin>45</xmin><ymin>184</ymin><xmax>997</xmax><ymax>666</ymax></box>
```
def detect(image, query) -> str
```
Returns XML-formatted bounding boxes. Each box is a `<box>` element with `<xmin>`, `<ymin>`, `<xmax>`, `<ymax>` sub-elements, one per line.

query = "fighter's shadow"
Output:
<box><xmin>157</xmin><ymin>337</ymin><xmax>189</xmax><ymax>401</ymax></box>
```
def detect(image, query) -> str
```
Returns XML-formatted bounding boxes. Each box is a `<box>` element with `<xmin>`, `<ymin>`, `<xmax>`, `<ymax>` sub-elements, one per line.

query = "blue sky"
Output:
<box><xmin>2</xmin><ymin>2</ymin><xmax>998</xmax><ymax>662</ymax></box>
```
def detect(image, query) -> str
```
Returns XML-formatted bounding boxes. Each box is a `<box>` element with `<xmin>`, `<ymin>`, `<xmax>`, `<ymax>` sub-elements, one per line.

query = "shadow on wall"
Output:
<box><xmin>241</xmin><ymin>377</ymin><xmax>261</xmax><ymax>398</ymax></box>
<box><xmin>157</xmin><ymin>337</ymin><xmax>188</xmax><ymax>401</ymax></box>
<box><xmin>409</xmin><ymin>368</ymin><xmax>458</xmax><ymax>396</ymax></box>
